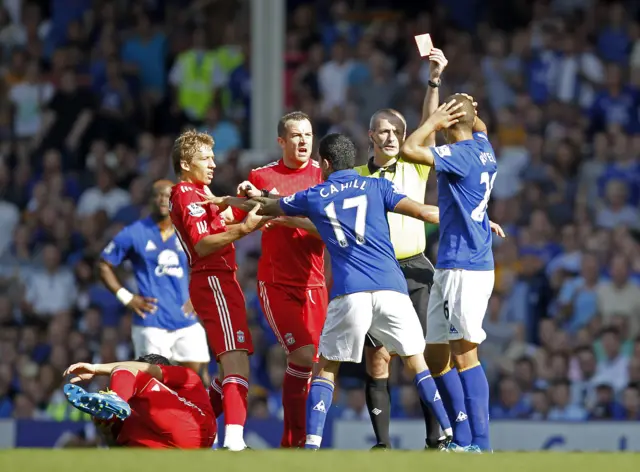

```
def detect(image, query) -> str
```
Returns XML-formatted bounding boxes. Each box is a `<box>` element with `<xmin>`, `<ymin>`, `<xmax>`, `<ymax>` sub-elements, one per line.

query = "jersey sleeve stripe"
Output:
<box><xmin>173</xmin><ymin>224</ymin><xmax>192</xmax><ymax>265</ymax></box>
<box><xmin>207</xmin><ymin>275</ymin><xmax>236</xmax><ymax>352</ymax></box>
<box><xmin>258</xmin><ymin>281</ymin><xmax>289</xmax><ymax>353</ymax></box>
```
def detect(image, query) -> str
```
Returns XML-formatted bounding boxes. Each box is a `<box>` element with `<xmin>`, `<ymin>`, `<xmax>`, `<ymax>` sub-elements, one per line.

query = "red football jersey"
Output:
<box><xmin>170</xmin><ymin>181</ymin><xmax>236</xmax><ymax>273</ymax></box>
<box><xmin>117</xmin><ymin>365</ymin><xmax>215</xmax><ymax>449</ymax></box>
<box><xmin>234</xmin><ymin>159</ymin><xmax>325</xmax><ymax>287</ymax></box>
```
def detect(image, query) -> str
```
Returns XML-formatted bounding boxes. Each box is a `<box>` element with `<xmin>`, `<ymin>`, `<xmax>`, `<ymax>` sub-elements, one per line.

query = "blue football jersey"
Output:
<box><xmin>279</xmin><ymin>169</ymin><xmax>409</xmax><ymax>299</ymax></box>
<box><xmin>101</xmin><ymin>217</ymin><xmax>196</xmax><ymax>330</ymax></box>
<box><xmin>430</xmin><ymin>132</ymin><xmax>498</xmax><ymax>270</ymax></box>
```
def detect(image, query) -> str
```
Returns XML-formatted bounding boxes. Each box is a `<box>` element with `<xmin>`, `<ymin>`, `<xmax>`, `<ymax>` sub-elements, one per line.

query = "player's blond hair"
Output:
<box><xmin>171</xmin><ymin>129</ymin><xmax>214</xmax><ymax>175</ymax></box>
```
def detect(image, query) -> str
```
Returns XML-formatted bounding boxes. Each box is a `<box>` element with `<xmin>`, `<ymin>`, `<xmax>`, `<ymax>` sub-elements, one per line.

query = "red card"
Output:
<box><xmin>414</xmin><ymin>33</ymin><xmax>433</xmax><ymax>57</ymax></box>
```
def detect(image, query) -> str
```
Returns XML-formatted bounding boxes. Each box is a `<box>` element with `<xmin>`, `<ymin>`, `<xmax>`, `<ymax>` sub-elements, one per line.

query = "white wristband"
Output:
<box><xmin>116</xmin><ymin>288</ymin><xmax>134</xmax><ymax>306</ymax></box>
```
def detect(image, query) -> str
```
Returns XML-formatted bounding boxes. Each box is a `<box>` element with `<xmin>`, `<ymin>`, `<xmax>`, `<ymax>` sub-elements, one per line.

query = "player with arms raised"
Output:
<box><xmin>169</xmin><ymin>130</ymin><xmax>268</xmax><ymax>451</ymax></box>
<box><xmin>401</xmin><ymin>95</ymin><xmax>501</xmax><ymax>452</ymax></box>
<box><xmin>244</xmin><ymin>133</ymin><xmax>455</xmax><ymax>450</ymax></box>
<box><xmin>234</xmin><ymin>111</ymin><xmax>326</xmax><ymax>448</ymax></box>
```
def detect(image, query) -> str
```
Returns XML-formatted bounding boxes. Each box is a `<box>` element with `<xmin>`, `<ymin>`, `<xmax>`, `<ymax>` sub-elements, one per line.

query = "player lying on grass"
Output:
<box><xmin>63</xmin><ymin>354</ymin><xmax>216</xmax><ymax>449</ymax></box>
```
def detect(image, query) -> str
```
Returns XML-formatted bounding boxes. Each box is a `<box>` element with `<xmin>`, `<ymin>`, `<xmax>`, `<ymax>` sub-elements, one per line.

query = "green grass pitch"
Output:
<box><xmin>0</xmin><ymin>450</ymin><xmax>638</xmax><ymax>472</ymax></box>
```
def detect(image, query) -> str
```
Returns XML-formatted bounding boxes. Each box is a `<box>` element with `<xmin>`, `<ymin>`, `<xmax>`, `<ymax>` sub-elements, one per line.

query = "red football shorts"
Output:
<box><xmin>190</xmin><ymin>271</ymin><xmax>253</xmax><ymax>357</ymax></box>
<box><xmin>257</xmin><ymin>282</ymin><xmax>327</xmax><ymax>358</ymax></box>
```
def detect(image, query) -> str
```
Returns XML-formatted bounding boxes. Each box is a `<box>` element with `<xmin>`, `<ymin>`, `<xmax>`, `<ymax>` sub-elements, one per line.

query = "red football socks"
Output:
<box><xmin>222</xmin><ymin>375</ymin><xmax>249</xmax><ymax>426</ymax></box>
<box><xmin>110</xmin><ymin>369</ymin><xmax>136</xmax><ymax>402</ymax></box>
<box><xmin>282</xmin><ymin>363</ymin><xmax>312</xmax><ymax>448</ymax></box>
<box><xmin>208</xmin><ymin>377</ymin><xmax>224</xmax><ymax>418</ymax></box>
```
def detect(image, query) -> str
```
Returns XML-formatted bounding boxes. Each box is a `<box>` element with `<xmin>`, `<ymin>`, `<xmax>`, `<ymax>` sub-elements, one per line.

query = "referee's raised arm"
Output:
<box><xmin>353</xmin><ymin>48</ymin><xmax>450</xmax><ymax>450</ymax></box>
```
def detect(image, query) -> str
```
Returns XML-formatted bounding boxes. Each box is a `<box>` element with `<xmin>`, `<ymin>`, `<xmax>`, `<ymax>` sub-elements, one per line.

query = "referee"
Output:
<box><xmin>354</xmin><ymin>48</ymin><xmax>448</xmax><ymax>450</ymax></box>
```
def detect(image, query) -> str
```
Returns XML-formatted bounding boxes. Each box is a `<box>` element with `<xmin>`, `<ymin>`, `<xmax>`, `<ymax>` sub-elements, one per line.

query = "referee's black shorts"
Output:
<box><xmin>364</xmin><ymin>253</ymin><xmax>435</xmax><ymax>348</ymax></box>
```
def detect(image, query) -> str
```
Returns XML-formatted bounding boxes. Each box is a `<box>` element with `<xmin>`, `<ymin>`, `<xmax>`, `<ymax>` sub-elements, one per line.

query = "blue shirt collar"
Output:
<box><xmin>327</xmin><ymin>169</ymin><xmax>358</xmax><ymax>181</ymax></box>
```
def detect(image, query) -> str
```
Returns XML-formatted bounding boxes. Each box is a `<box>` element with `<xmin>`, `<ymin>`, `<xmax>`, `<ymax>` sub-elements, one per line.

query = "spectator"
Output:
<box><xmin>22</xmin><ymin>244</ymin><xmax>77</xmax><ymax>322</ymax></box>
<box><xmin>620</xmin><ymin>384</ymin><xmax>640</xmax><ymax>420</ymax></box>
<box><xmin>589</xmin><ymin>384</ymin><xmax>625</xmax><ymax>420</ymax></box>
<box><xmin>491</xmin><ymin>376</ymin><xmax>531</xmax><ymax>419</ymax></box>
<box><xmin>556</xmin><ymin>252</ymin><xmax>601</xmax><ymax>334</ymax></box>
<box><xmin>76</xmin><ymin>167</ymin><xmax>130</xmax><ymax>218</ymax></box>
<box><xmin>548</xmin><ymin>379</ymin><xmax>588</xmax><ymax>421</ymax></box>
<box><xmin>591</xmin><ymin>327</ymin><xmax>629</xmax><ymax>392</ymax></box>
<box><xmin>529</xmin><ymin>388</ymin><xmax>551</xmax><ymax>420</ymax></box>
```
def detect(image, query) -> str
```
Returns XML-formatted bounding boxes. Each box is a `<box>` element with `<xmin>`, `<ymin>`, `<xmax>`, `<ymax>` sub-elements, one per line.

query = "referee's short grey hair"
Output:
<box><xmin>368</xmin><ymin>108</ymin><xmax>407</xmax><ymax>140</ymax></box>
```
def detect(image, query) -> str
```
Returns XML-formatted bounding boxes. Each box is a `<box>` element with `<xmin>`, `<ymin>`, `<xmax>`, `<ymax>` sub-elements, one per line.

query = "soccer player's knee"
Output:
<box><xmin>450</xmin><ymin>339</ymin><xmax>479</xmax><ymax>371</ymax></box>
<box><xmin>401</xmin><ymin>353</ymin><xmax>427</xmax><ymax>375</ymax></box>
<box><xmin>424</xmin><ymin>343</ymin><xmax>451</xmax><ymax>376</ymax></box>
<box><xmin>219</xmin><ymin>350</ymin><xmax>250</xmax><ymax>378</ymax></box>
<box><xmin>365</xmin><ymin>346</ymin><xmax>391</xmax><ymax>378</ymax></box>
<box><xmin>288</xmin><ymin>345</ymin><xmax>316</xmax><ymax>367</ymax></box>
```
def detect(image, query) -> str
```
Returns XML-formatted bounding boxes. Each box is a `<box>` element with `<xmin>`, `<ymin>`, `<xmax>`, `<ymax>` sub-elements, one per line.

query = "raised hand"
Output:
<box><xmin>428</xmin><ymin>48</ymin><xmax>448</xmax><ymax>80</ymax></box>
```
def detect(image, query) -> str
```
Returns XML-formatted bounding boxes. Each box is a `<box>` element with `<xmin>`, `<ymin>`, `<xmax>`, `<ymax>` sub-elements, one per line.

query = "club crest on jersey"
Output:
<box><xmin>284</xmin><ymin>332</ymin><xmax>295</xmax><ymax>346</ymax></box>
<box><xmin>433</xmin><ymin>145</ymin><xmax>451</xmax><ymax>157</ymax></box>
<box><xmin>236</xmin><ymin>330</ymin><xmax>245</xmax><ymax>343</ymax></box>
<box><xmin>155</xmin><ymin>250</ymin><xmax>184</xmax><ymax>278</ymax></box>
<box><xmin>187</xmin><ymin>202</ymin><xmax>205</xmax><ymax>217</ymax></box>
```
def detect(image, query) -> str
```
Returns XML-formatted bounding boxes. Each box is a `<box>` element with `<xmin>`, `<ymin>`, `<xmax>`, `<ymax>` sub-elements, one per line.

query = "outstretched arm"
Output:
<box><xmin>269</xmin><ymin>216</ymin><xmax>322</xmax><ymax>239</ymax></box>
<box><xmin>421</xmin><ymin>48</ymin><xmax>448</xmax><ymax>147</ymax></box>
<box><xmin>63</xmin><ymin>361</ymin><xmax>164</xmax><ymax>383</ymax></box>
<box><xmin>392</xmin><ymin>197</ymin><xmax>440</xmax><ymax>224</ymax></box>
<box><xmin>249</xmin><ymin>196</ymin><xmax>287</xmax><ymax>217</ymax></box>
<box><xmin>393</xmin><ymin>197</ymin><xmax>506</xmax><ymax>237</ymax></box>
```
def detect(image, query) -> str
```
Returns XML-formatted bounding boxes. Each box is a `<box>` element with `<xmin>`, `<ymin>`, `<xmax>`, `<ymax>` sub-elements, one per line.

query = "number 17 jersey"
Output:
<box><xmin>430</xmin><ymin>131</ymin><xmax>498</xmax><ymax>271</ymax></box>
<box><xmin>279</xmin><ymin>169</ymin><xmax>408</xmax><ymax>300</ymax></box>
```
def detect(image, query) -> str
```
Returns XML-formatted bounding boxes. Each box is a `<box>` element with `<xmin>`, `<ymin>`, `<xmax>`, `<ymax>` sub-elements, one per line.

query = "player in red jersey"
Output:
<box><xmin>169</xmin><ymin>129</ymin><xmax>268</xmax><ymax>451</ymax></box>
<box><xmin>63</xmin><ymin>354</ymin><xmax>216</xmax><ymax>449</ymax></box>
<box><xmin>233</xmin><ymin>111</ymin><xmax>327</xmax><ymax>448</ymax></box>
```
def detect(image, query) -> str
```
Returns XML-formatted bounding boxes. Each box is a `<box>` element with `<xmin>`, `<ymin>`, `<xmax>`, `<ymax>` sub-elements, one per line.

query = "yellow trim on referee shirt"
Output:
<box><xmin>354</xmin><ymin>159</ymin><xmax>431</xmax><ymax>260</ymax></box>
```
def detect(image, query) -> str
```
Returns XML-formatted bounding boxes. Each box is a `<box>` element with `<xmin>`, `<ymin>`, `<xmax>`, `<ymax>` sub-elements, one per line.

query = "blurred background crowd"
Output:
<box><xmin>0</xmin><ymin>0</ymin><xmax>639</xmax><ymax>425</ymax></box>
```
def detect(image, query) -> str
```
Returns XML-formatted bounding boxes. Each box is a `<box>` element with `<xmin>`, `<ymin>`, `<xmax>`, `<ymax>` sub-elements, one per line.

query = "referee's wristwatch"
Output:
<box><xmin>428</xmin><ymin>78</ymin><xmax>441</xmax><ymax>88</ymax></box>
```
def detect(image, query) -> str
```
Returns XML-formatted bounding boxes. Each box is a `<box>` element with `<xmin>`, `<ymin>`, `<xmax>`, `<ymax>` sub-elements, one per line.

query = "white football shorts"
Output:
<box><xmin>319</xmin><ymin>290</ymin><xmax>426</xmax><ymax>363</ymax></box>
<box><xmin>426</xmin><ymin>268</ymin><xmax>494</xmax><ymax>344</ymax></box>
<box><xmin>131</xmin><ymin>322</ymin><xmax>210</xmax><ymax>363</ymax></box>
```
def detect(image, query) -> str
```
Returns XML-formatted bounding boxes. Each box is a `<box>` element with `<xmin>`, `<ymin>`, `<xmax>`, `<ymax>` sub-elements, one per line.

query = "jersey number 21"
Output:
<box><xmin>471</xmin><ymin>171</ymin><xmax>497</xmax><ymax>222</ymax></box>
<box><xmin>324</xmin><ymin>195</ymin><xmax>368</xmax><ymax>247</ymax></box>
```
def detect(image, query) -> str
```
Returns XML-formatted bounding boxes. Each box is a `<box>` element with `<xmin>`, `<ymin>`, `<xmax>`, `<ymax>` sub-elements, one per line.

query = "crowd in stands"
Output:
<box><xmin>0</xmin><ymin>0</ymin><xmax>639</xmax><ymax>423</ymax></box>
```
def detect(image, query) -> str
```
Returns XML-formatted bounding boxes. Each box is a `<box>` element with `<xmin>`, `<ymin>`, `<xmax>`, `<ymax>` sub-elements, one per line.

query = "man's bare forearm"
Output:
<box><xmin>194</xmin><ymin>224</ymin><xmax>250</xmax><ymax>257</ymax></box>
<box><xmin>421</xmin><ymin>85</ymin><xmax>439</xmax><ymax>147</ymax></box>
<box><xmin>97</xmin><ymin>260</ymin><xmax>125</xmax><ymax>295</ymax></box>
<box><xmin>276</xmin><ymin>217</ymin><xmax>322</xmax><ymax>239</ymax></box>
<box><xmin>222</xmin><ymin>196</ymin><xmax>261</xmax><ymax>213</ymax></box>
<box><xmin>418</xmin><ymin>204</ymin><xmax>440</xmax><ymax>224</ymax></box>
<box><xmin>94</xmin><ymin>361</ymin><xmax>163</xmax><ymax>380</ymax></box>
<box><xmin>401</xmin><ymin>120</ymin><xmax>438</xmax><ymax>166</ymax></box>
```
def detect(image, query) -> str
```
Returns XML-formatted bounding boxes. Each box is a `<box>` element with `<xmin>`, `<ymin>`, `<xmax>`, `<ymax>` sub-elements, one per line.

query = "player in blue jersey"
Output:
<box><xmin>99</xmin><ymin>180</ymin><xmax>210</xmax><ymax>378</ymax></box>
<box><xmin>238</xmin><ymin>133</ymin><xmax>454</xmax><ymax>450</ymax></box>
<box><xmin>400</xmin><ymin>94</ymin><xmax>503</xmax><ymax>452</ymax></box>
